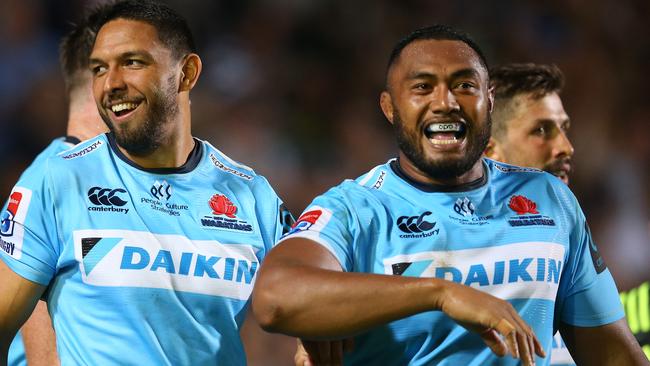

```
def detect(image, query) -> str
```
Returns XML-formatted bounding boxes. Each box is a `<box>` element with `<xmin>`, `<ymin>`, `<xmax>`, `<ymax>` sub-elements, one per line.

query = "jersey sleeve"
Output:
<box><xmin>277</xmin><ymin>187</ymin><xmax>356</xmax><ymax>271</ymax></box>
<box><xmin>0</xmin><ymin>158</ymin><xmax>60</xmax><ymax>285</ymax></box>
<box><xmin>556</xmin><ymin>195</ymin><xmax>625</xmax><ymax>327</ymax></box>
<box><xmin>252</xmin><ymin>176</ymin><xmax>294</xmax><ymax>257</ymax></box>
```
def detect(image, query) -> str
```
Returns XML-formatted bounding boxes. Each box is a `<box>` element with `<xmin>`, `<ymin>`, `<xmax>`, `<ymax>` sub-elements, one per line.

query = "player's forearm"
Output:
<box><xmin>23</xmin><ymin>301</ymin><xmax>59</xmax><ymax>366</ymax></box>
<box><xmin>560</xmin><ymin>319</ymin><xmax>650</xmax><ymax>365</ymax></box>
<box><xmin>253</xmin><ymin>261</ymin><xmax>445</xmax><ymax>339</ymax></box>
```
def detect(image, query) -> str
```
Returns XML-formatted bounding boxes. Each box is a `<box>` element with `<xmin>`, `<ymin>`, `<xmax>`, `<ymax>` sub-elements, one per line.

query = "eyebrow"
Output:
<box><xmin>405</xmin><ymin>68</ymin><xmax>482</xmax><ymax>81</ymax></box>
<box><xmin>89</xmin><ymin>50</ymin><xmax>154</xmax><ymax>65</ymax></box>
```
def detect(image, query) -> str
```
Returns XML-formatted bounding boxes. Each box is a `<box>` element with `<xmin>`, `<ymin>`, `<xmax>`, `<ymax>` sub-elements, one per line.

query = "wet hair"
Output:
<box><xmin>386</xmin><ymin>24</ymin><xmax>489</xmax><ymax>87</ymax></box>
<box><xmin>59</xmin><ymin>3</ymin><xmax>112</xmax><ymax>92</ymax></box>
<box><xmin>490</xmin><ymin>63</ymin><xmax>565</xmax><ymax>139</ymax></box>
<box><xmin>94</xmin><ymin>0</ymin><xmax>196</xmax><ymax>60</ymax></box>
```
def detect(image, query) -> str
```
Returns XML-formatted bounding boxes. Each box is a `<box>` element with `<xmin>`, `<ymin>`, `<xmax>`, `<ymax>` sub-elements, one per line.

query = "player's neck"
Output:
<box><xmin>118</xmin><ymin>125</ymin><xmax>195</xmax><ymax>169</ymax></box>
<box><xmin>397</xmin><ymin>152</ymin><xmax>485</xmax><ymax>187</ymax></box>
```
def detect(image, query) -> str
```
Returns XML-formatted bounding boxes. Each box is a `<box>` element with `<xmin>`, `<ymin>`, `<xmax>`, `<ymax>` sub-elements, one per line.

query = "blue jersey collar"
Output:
<box><xmin>106</xmin><ymin>132</ymin><xmax>203</xmax><ymax>174</ymax></box>
<box><xmin>390</xmin><ymin>158</ymin><xmax>488</xmax><ymax>193</ymax></box>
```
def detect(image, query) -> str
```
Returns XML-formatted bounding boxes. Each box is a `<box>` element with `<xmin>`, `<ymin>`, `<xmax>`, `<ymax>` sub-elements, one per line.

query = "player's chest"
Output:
<box><xmin>60</xmin><ymin>176</ymin><xmax>262</xmax><ymax>243</ymax></box>
<box><xmin>358</xmin><ymin>193</ymin><xmax>568</xmax><ymax>286</ymax></box>
<box><xmin>55</xmin><ymin>178</ymin><xmax>265</xmax><ymax>299</ymax></box>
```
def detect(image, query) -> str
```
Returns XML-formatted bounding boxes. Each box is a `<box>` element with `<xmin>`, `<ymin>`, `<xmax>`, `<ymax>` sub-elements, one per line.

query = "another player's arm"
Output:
<box><xmin>0</xmin><ymin>259</ymin><xmax>46</xmax><ymax>365</ymax></box>
<box><xmin>22</xmin><ymin>301</ymin><xmax>59</xmax><ymax>366</ymax></box>
<box><xmin>560</xmin><ymin>319</ymin><xmax>649</xmax><ymax>365</ymax></box>
<box><xmin>252</xmin><ymin>238</ymin><xmax>545</xmax><ymax>365</ymax></box>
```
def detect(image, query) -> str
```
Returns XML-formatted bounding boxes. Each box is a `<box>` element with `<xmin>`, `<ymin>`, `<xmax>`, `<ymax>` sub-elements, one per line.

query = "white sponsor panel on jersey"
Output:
<box><xmin>383</xmin><ymin>242</ymin><xmax>566</xmax><ymax>301</ymax></box>
<box><xmin>73</xmin><ymin>229</ymin><xmax>259</xmax><ymax>300</ymax></box>
<box><xmin>0</xmin><ymin>186</ymin><xmax>33</xmax><ymax>260</ymax></box>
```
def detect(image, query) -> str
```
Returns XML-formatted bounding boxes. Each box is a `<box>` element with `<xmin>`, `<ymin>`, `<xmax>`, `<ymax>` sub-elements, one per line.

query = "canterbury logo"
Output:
<box><xmin>397</xmin><ymin>211</ymin><xmax>436</xmax><ymax>233</ymax></box>
<box><xmin>87</xmin><ymin>187</ymin><xmax>128</xmax><ymax>207</ymax></box>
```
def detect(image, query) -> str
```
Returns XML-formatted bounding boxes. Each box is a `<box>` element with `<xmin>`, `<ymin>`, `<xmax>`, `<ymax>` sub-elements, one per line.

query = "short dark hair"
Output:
<box><xmin>490</xmin><ymin>63</ymin><xmax>564</xmax><ymax>100</ymax></box>
<box><xmin>59</xmin><ymin>4</ymin><xmax>112</xmax><ymax>92</ymax></box>
<box><xmin>386</xmin><ymin>24</ymin><xmax>489</xmax><ymax>86</ymax></box>
<box><xmin>490</xmin><ymin>63</ymin><xmax>565</xmax><ymax>139</ymax></box>
<box><xmin>94</xmin><ymin>0</ymin><xmax>196</xmax><ymax>60</ymax></box>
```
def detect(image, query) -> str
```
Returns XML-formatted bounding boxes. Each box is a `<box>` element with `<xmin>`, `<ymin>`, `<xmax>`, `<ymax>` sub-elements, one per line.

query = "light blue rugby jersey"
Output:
<box><xmin>6</xmin><ymin>136</ymin><xmax>79</xmax><ymax>366</ymax></box>
<box><xmin>281</xmin><ymin>158</ymin><xmax>624</xmax><ymax>366</ymax></box>
<box><xmin>0</xmin><ymin>133</ymin><xmax>289</xmax><ymax>365</ymax></box>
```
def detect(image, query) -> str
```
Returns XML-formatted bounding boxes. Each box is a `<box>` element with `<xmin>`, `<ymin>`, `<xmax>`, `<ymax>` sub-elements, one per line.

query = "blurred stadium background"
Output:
<box><xmin>1</xmin><ymin>0</ymin><xmax>648</xmax><ymax>364</ymax></box>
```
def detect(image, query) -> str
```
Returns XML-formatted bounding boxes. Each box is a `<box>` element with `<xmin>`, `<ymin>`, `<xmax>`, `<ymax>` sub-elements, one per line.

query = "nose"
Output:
<box><xmin>430</xmin><ymin>85</ymin><xmax>459</xmax><ymax>114</ymax></box>
<box><xmin>553</xmin><ymin>130</ymin><xmax>574</xmax><ymax>158</ymax></box>
<box><xmin>103</xmin><ymin>66</ymin><xmax>126</xmax><ymax>94</ymax></box>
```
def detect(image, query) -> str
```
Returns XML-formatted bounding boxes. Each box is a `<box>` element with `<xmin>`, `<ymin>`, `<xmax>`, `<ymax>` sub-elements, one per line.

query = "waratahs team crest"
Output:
<box><xmin>200</xmin><ymin>193</ymin><xmax>254</xmax><ymax>233</ymax></box>
<box><xmin>506</xmin><ymin>195</ymin><xmax>556</xmax><ymax>227</ymax></box>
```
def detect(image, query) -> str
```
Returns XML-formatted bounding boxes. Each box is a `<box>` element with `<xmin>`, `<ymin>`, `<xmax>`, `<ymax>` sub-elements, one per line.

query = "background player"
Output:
<box><xmin>485</xmin><ymin>63</ymin><xmax>573</xmax><ymax>185</ymax></box>
<box><xmin>6</xmin><ymin>6</ymin><xmax>109</xmax><ymax>366</ymax></box>
<box><xmin>0</xmin><ymin>1</ymin><xmax>289</xmax><ymax>364</ymax></box>
<box><xmin>252</xmin><ymin>25</ymin><xmax>647</xmax><ymax>365</ymax></box>
<box><xmin>486</xmin><ymin>62</ymin><xmax>650</xmax><ymax>364</ymax></box>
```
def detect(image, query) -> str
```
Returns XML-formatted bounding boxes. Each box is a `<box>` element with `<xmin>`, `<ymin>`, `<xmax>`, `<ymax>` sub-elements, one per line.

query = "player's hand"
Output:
<box><xmin>438</xmin><ymin>281</ymin><xmax>546</xmax><ymax>366</ymax></box>
<box><xmin>294</xmin><ymin>338</ymin><xmax>354</xmax><ymax>366</ymax></box>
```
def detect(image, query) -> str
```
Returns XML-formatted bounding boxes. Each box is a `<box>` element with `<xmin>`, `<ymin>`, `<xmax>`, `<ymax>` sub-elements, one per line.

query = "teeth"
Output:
<box><xmin>426</xmin><ymin>122</ymin><xmax>463</xmax><ymax>133</ymax></box>
<box><xmin>428</xmin><ymin>137</ymin><xmax>458</xmax><ymax>144</ymax></box>
<box><xmin>111</xmin><ymin>102</ymin><xmax>138</xmax><ymax>113</ymax></box>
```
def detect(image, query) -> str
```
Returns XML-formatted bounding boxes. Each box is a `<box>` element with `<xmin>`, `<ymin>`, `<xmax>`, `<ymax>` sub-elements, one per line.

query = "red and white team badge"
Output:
<box><xmin>508</xmin><ymin>195</ymin><xmax>539</xmax><ymax>215</ymax></box>
<box><xmin>209</xmin><ymin>194</ymin><xmax>238</xmax><ymax>218</ymax></box>
<box><xmin>1</xmin><ymin>187</ymin><xmax>33</xmax><ymax>259</ymax></box>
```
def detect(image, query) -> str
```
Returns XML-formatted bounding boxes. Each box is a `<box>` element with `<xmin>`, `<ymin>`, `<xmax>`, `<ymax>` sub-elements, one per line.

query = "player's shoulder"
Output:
<box><xmin>199</xmin><ymin>139</ymin><xmax>276</xmax><ymax>191</ymax></box>
<box><xmin>314</xmin><ymin>160</ymin><xmax>394</xmax><ymax>203</ymax></box>
<box><xmin>487</xmin><ymin>158</ymin><xmax>568</xmax><ymax>190</ymax></box>
<box><xmin>51</xmin><ymin>134</ymin><xmax>109</xmax><ymax>164</ymax></box>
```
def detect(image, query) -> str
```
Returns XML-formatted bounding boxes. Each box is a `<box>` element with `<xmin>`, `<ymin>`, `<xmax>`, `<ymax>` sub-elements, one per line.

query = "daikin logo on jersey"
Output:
<box><xmin>73</xmin><ymin>229</ymin><xmax>259</xmax><ymax>299</ymax></box>
<box><xmin>385</xmin><ymin>242</ymin><xmax>565</xmax><ymax>300</ymax></box>
<box><xmin>0</xmin><ymin>187</ymin><xmax>32</xmax><ymax>259</ymax></box>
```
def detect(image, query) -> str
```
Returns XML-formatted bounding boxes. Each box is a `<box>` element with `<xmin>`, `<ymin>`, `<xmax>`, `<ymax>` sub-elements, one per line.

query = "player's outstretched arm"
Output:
<box><xmin>252</xmin><ymin>238</ymin><xmax>545</xmax><ymax>365</ymax></box>
<box><xmin>560</xmin><ymin>319</ymin><xmax>649</xmax><ymax>365</ymax></box>
<box><xmin>0</xmin><ymin>259</ymin><xmax>45</xmax><ymax>365</ymax></box>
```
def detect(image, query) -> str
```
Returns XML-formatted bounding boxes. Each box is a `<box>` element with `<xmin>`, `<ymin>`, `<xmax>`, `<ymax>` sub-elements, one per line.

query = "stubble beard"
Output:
<box><xmin>100</xmin><ymin>75</ymin><xmax>179</xmax><ymax>157</ymax></box>
<box><xmin>393</xmin><ymin>106</ymin><xmax>491</xmax><ymax>180</ymax></box>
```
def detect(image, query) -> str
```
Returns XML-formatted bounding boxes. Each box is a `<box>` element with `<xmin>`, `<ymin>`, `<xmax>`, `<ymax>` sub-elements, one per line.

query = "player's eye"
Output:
<box><xmin>91</xmin><ymin>65</ymin><xmax>107</xmax><ymax>76</ymax></box>
<box><xmin>412</xmin><ymin>83</ymin><xmax>432</xmax><ymax>93</ymax></box>
<box><xmin>125</xmin><ymin>59</ymin><xmax>144</xmax><ymax>68</ymax></box>
<box><xmin>454</xmin><ymin>82</ymin><xmax>476</xmax><ymax>90</ymax></box>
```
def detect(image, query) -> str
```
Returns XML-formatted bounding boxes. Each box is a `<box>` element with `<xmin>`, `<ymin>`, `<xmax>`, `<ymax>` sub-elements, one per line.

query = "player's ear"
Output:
<box><xmin>484</xmin><ymin>137</ymin><xmax>502</xmax><ymax>161</ymax></box>
<box><xmin>380</xmin><ymin>91</ymin><xmax>394</xmax><ymax>125</ymax></box>
<box><xmin>179</xmin><ymin>53</ymin><xmax>202</xmax><ymax>92</ymax></box>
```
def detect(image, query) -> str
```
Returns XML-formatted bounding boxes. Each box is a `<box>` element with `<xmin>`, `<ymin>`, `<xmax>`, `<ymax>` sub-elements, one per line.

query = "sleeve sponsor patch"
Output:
<box><xmin>0</xmin><ymin>187</ymin><xmax>33</xmax><ymax>259</ymax></box>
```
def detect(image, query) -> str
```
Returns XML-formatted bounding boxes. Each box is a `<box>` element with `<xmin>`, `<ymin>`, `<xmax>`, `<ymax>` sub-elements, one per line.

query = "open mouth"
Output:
<box><xmin>109</xmin><ymin>101</ymin><xmax>141</xmax><ymax>118</ymax></box>
<box><xmin>424</xmin><ymin>122</ymin><xmax>467</xmax><ymax>145</ymax></box>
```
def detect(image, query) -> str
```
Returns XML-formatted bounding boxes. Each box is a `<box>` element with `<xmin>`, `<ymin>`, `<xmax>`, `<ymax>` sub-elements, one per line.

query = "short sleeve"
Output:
<box><xmin>0</xmin><ymin>161</ymin><xmax>59</xmax><ymax>285</ymax></box>
<box><xmin>557</xmin><ymin>202</ymin><xmax>625</xmax><ymax>327</ymax></box>
<box><xmin>252</xmin><ymin>176</ymin><xmax>294</xmax><ymax>258</ymax></box>
<box><xmin>277</xmin><ymin>187</ymin><xmax>356</xmax><ymax>271</ymax></box>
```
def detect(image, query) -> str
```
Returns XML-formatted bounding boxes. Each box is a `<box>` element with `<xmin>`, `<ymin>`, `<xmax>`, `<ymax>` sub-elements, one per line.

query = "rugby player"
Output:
<box><xmin>6</xmin><ymin>6</ymin><xmax>110</xmax><ymax>366</ymax></box>
<box><xmin>0</xmin><ymin>1</ymin><xmax>289</xmax><ymax>364</ymax></box>
<box><xmin>486</xmin><ymin>62</ymin><xmax>650</xmax><ymax>364</ymax></box>
<box><xmin>485</xmin><ymin>63</ymin><xmax>573</xmax><ymax>185</ymax></box>
<box><xmin>252</xmin><ymin>25</ymin><xmax>648</xmax><ymax>365</ymax></box>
